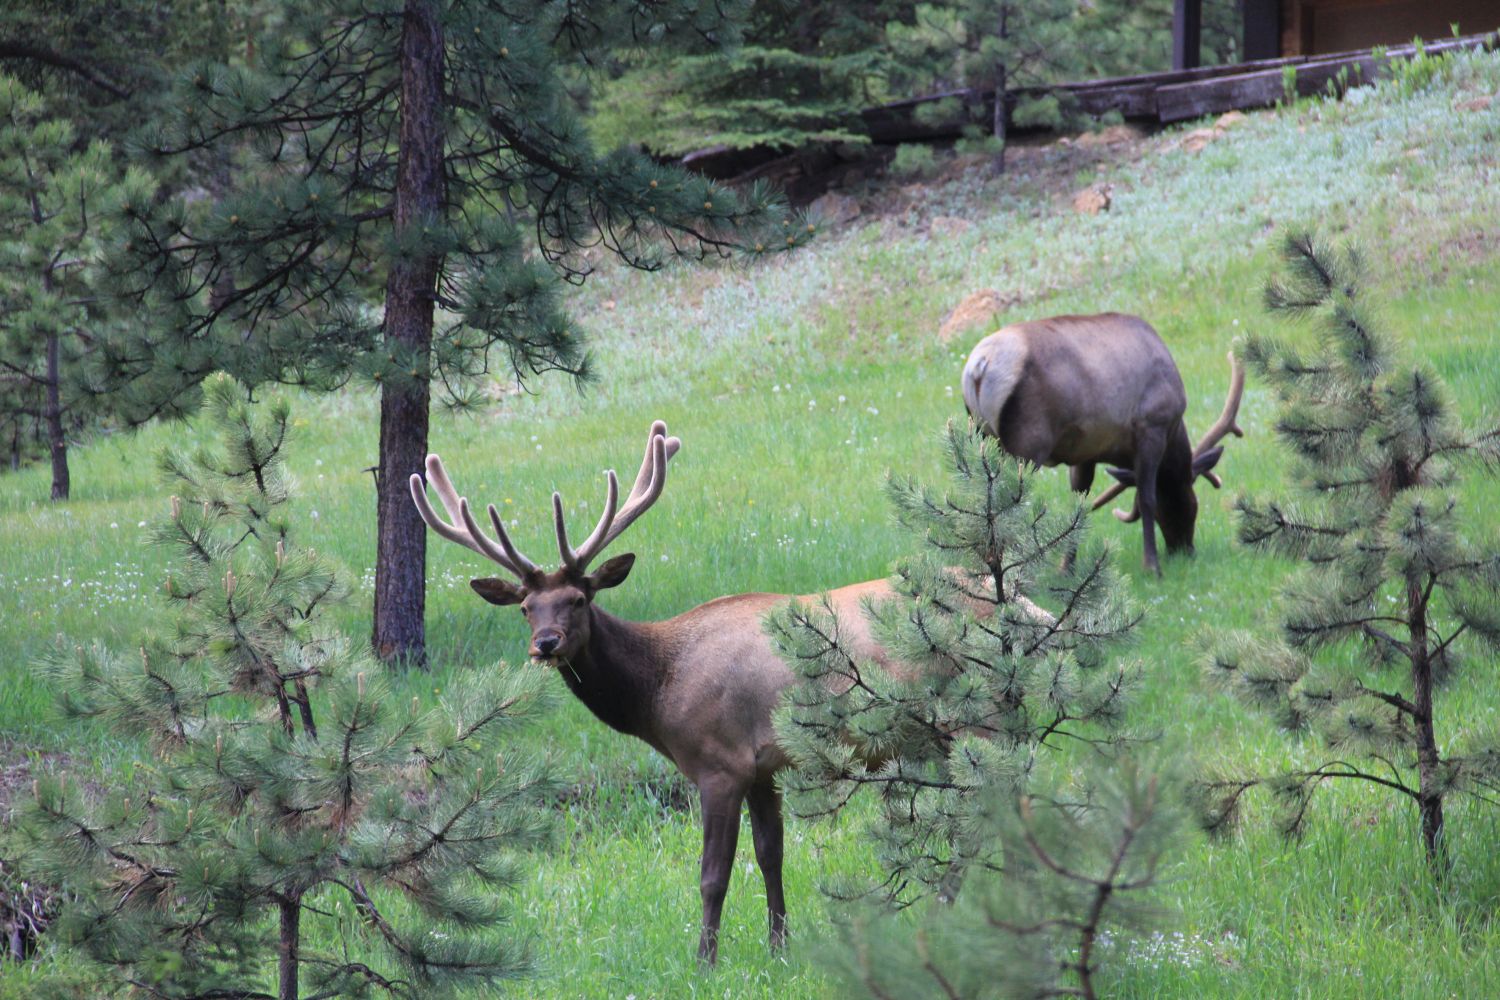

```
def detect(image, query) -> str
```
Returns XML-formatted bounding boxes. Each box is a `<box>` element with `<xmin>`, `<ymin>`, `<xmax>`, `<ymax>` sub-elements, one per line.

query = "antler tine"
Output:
<box><xmin>409</xmin><ymin>454</ymin><xmax>536</xmax><ymax>578</ymax></box>
<box><xmin>411</xmin><ymin>456</ymin><xmax>495</xmax><ymax>560</ymax></box>
<box><xmin>422</xmin><ymin>453</ymin><xmax>465</xmax><ymax>523</ymax></box>
<box><xmin>552</xmin><ymin>492</ymin><xmax>576</xmax><ymax>569</ymax></box>
<box><xmin>410</xmin><ymin>471</ymin><xmax>483</xmax><ymax>553</ymax></box>
<box><xmin>1087</xmin><ymin>480</ymin><xmax>1139</xmax><ymax>522</ymax></box>
<box><xmin>597</xmin><ymin>431</ymin><xmax>681</xmax><ymax>551</ymax></box>
<box><xmin>455</xmin><ymin>497</ymin><xmax>525</xmax><ymax>575</ymax></box>
<box><xmin>482</xmin><ymin>503</ymin><xmax>537</xmax><ymax>574</ymax></box>
<box><xmin>622</xmin><ymin>420</ymin><xmax>682</xmax><ymax>502</ymax></box>
<box><xmin>1090</xmin><ymin>480</ymin><xmax>1129</xmax><ymax>512</ymax></box>
<box><xmin>564</xmin><ymin>470</ymin><xmax>621</xmax><ymax>570</ymax></box>
<box><xmin>457</xmin><ymin>498</ymin><xmax>536</xmax><ymax>576</ymax></box>
<box><xmin>626</xmin><ymin>420</ymin><xmax>669</xmax><ymax>500</ymax></box>
<box><xmin>1193</xmin><ymin>351</ymin><xmax>1247</xmax><ymax>459</ymax></box>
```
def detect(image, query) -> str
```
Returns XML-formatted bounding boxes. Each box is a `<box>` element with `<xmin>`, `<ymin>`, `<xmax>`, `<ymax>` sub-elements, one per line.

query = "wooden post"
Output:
<box><xmin>1173</xmin><ymin>0</ymin><xmax>1202</xmax><ymax>70</ymax></box>
<box><xmin>1242</xmin><ymin>0</ymin><xmax>1281</xmax><ymax>61</ymax></box>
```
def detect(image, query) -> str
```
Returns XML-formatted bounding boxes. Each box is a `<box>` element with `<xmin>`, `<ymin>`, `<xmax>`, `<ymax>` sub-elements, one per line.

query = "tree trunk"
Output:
<box><xmin>45</xmin><ymin>332</ymin><xmax>68</xmax><ymax>501</ymax></box>
<box><xmin>991</xmin><ymin>61</ymin><xmax>1007</xmax><ymax>175</ymax></box>
<box><xmin>1409</xmin><ymin>578</ymin><xmax>1446</xmax><ymax>872</ymax></box>
<box><xmin>991</xmin><ymin>5</ymin><xmax>1008</xmax><ymax>175</ymax></box>
<box><xmin>372</xmin><ymin>0</ymin><xmax>445</xmax><ymax>667</ymax></box>
<box><xmin>278</xmin><ymin>896</ymin><xmax>301</xmax><ymax>1000</ymax></box>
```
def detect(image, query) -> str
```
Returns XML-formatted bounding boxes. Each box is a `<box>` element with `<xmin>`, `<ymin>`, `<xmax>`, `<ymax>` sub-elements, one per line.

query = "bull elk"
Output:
<box><xmin>410</xmin><ymin>421</ymin><xmax>907</xmax><ymax>963</ymax></box>
<box><xmin>962</xmin><ymin>313</ymin><xmax>1245</xmax><ymax>575</ymax></box>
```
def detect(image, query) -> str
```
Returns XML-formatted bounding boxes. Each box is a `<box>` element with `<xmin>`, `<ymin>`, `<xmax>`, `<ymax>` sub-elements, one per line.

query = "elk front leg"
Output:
<box><xmin>746</xmin><ymin>782</ymin><xmax>787</xmax><ymax>950</ymax></box>
<box><xmin>697</xmin><ymin>776</ymin><xmax>746</xmax><ymax>964</ymax></box>
<box><xmin>1062</xmin><ymin>463</ymin><xmax>1097</xmax><ymax>574</ymax></box>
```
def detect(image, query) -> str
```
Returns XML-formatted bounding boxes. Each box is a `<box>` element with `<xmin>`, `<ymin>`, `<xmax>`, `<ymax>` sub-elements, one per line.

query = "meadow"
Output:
<box><xmin>2</xmin><ymin>49</ymin><xmax>1499</xmax><ymax>998</ymax></box>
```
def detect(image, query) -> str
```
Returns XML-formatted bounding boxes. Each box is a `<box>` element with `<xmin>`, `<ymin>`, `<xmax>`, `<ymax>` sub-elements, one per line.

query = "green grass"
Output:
<box><xmin>4</xmin><ymin>50</ymin><xmax>1500</xmax><ymax>997</ymax></box>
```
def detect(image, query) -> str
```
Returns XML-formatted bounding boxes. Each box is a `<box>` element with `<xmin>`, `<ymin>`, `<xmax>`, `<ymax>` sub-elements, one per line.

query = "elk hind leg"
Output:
<box><xmin>747</xmin><ymin>782</ymin><xmax>787</xmax><ymax>950</ymax></box>
<box><xmin>1134</xmin><ymin>431</ymin><xmax>1167</xmax><ymax>576</ymax></box>
<box><xmin>697</xmin><ymin>776</ymin><xmax>747</xmax><ymax>964</ymax></box>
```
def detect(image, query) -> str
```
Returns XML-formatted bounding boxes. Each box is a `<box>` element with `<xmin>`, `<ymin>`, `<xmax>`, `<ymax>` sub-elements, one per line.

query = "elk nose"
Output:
<box><xmin>533</xmin><ymin>632</ymin><xmax>562</xmax><ymax>657</ymax></box>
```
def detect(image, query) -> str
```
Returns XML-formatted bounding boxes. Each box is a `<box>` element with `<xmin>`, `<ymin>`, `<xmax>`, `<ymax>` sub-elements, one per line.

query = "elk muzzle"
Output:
<box><xmin>532</xmin><ymin>630</ymin><xmax>563</xmax><ymax>658</ymax></box>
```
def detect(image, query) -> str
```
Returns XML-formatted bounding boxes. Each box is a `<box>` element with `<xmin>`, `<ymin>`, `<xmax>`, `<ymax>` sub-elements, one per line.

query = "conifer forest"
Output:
<box><xmin>1</xmin><ymin>3</ymin><xmax>1499</xmax><ymax>998</ymax></box>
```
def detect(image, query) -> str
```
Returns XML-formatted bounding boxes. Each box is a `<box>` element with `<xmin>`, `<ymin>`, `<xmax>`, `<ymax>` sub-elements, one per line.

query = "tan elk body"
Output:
<box><xmin>410</xmin><ymin>423</ymin><xmax>903</xmax><ymax>963</ymax></box>
<box><xmin>962</xmin><ymin>313</ymin><xmax>1244</xmax><ymax>573</ymax></box>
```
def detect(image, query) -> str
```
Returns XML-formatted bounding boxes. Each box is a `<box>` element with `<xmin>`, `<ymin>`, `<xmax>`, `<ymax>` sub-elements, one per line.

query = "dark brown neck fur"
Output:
<box><xmin>554</xmin><ymin>606</ymin><xmax>670</xmax><ymax>742</ymax></box>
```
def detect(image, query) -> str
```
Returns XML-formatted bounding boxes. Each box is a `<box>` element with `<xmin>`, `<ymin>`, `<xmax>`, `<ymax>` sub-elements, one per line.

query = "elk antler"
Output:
<box><xmin>1089</xmin><ymin>351</ymin><xmax>1246</xmax><ymax>518</ymax></box>
<box><xmin>1090</xmin><ymin>480</ymin><xmax>1132</xmax><ymax>516</ymax></box>
<box><xmin>557</xmin><ymin>420</ymin><xmax>682</xmax><ymax>571</ymax></box>
<box><xmin>1191</xmin><ymin>350</ymin><xmax>1246</xmax><ymax>490</ymax></box>
<box><xmin>409</xmin><ymin>454</ymin><xmax>539</xmax><ymax>578</ymax></box>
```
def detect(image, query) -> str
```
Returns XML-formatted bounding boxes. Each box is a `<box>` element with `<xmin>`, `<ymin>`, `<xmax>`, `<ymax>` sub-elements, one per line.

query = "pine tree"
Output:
<box><xmin>0</xmin><ymin>1</ymin><xmax>274</xmax><ymax>143</ymax></box>
<box><xmin>0</xmin><ymin>75</ymin><xmax>143</xmax><ymax>498</ymax></box>
<box><xmin>825</xmin><ymin>758</ymin><xmax>1179</xmax><ymax>1000</ymax></box>
<box><xmin>102</xmin><ymin>0</ymin><xmax>803</xmax><ymax>665</ymax></box>
<box><xmin>16</xmin><ymin>374</ymin><xmax>559</xmax><ymax>999</ymax></box>
<box><xmin>1197</xmin><ymin>231</ymin><xmax>1500</xmax><ymax>872</ymax></box>
<box><xmin>592</xmin><ymin>44</ymin><xmax>876</xmax><ymax>158</ymax></box>
<box><xmin>769</xmin><ymin>420</ymin><xmax>1142</xmax><ymax>900</ymax></box>
<box><xmin>589</xmin><ymin>1</ymin><xmax>914</xmax><ymax>157</ymax></box>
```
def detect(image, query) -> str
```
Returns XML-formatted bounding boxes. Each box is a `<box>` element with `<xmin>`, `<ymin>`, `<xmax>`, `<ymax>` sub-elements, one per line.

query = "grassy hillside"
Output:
<box><xmin>2</xmin><ymin>49</ymin><xmax>1499</xmax><ymax>998</ymax></box>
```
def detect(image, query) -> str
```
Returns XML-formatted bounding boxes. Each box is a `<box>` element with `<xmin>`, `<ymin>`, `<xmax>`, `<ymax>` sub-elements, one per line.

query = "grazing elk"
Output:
<box><xmin>962</xmin><ymin>313</ymin><xmax>1245</xmax><ymax>575</ymax></box>
<box><xmin>410</xmin><ymin>421</ymin><xmax>907</xmax><ymax>964</ymax></box>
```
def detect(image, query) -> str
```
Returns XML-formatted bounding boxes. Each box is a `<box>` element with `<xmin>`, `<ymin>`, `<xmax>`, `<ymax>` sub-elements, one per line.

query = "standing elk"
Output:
<box><xmin>962</xmin><ymin>313</ymin><xmax>1245</xmax><ymax>575</ymax></box>
<box><xmin>411</xmin><ymin>421</ymin><xmax>909</xmax><ymax>963</ymax></box>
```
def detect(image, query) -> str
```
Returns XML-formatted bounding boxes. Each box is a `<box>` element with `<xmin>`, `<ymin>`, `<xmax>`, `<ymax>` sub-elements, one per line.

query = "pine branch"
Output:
<box><xmin>0</xmin><ymin>41</ymin><xmax>132</xmax><ymax>99</ymax></box>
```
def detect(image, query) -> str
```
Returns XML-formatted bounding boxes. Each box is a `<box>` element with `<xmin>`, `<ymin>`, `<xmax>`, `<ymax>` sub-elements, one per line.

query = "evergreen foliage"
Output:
<box><xmin>1196</xmin><ymin>230</ymin><xmax>1500</xmax><ymax>871</ymax></box>
<box><xmin>824</xmin><ymin>758</ymin><xmax>1179</xmax><ymax>1000</ymax></box>
<box><xmin>105</xmin><ymin>0</ymin><xmax>805</xmax><ymax>414</ymax></box>
<box><xmin>770</xmin><ymin>421</ymin><xmax>1173</xmax><ymax>998</ymax></box>
<box><xmin>590</xmin><ymin>2</ymin><xmax>908</xmax><ymax>156</ymax></box>
<box><xmin>0</xmin><ymin>1</ymin><xmax>197</xmax><ymax>134</ymax></box>
<box><xmin>0</xmin><ymin>75</ymin><xmax>144</xmax><ymax>498</ymax></box>
<box><xmin>769</xmin><ymin>420</ymin><xmax>1142</xmax><ymax>899</ymax></box>
<box><xmin>100</xmin><ymin>0</ymin><xmax>805</xmax><ymax>663</ymax></box>
<box><xmin>592</xmin><ymin>44</ymin><xmax>875</xmax><ymax>157</ymax></box>
<box><xmin>15</xmin><ymin>375</ymin><xmax>558</xmax><ymax>999</ymax></box>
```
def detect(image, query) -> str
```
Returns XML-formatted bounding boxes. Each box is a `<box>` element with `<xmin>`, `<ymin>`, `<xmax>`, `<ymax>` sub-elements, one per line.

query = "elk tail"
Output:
<box><xmin>961</xmin><ymin>333</ymin><xmax>1028</xmax><ymax>438</ymax></box>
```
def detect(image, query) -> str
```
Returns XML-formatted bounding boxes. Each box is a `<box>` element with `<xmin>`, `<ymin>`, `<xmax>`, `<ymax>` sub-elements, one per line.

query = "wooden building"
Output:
<box><xmin>1176</xmin><ymin>0</ymin><xmax>1500</xmax><ymax>68</ymax></box>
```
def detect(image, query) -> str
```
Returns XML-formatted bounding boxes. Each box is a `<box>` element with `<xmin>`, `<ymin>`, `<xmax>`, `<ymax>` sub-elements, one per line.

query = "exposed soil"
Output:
<box><xmin>722</xmin><ymin>121</ymin><xmax>1162</xmax><ymax>222</ymax></box>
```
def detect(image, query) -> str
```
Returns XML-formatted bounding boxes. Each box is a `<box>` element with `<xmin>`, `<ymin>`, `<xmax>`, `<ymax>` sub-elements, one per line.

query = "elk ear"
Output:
<box><xmin>470</xmin><ymin>577</ymin><xmax>526</xmax><ymax>606</ymax></box>
<box><xmin>1192</xmin><ymin>446</ymin><xmax>1224</xmax><ymax>479</ymax></box>
<box><xmin>589</xmin><ymin>553</ymin><xmax>635</xmax><ymax>592</ymax></box>
<box><xmin>1106</xmin><ymin>466</ymin><xmax>1137</xmax><ymax>487</ymax></box>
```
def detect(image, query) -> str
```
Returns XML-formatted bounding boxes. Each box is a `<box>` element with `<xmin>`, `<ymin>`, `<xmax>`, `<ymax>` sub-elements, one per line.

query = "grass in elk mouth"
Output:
<box><xmin>2</xmin><ymin>49</ymin><xmax>1500</xmax><ymax>999</ymax></box>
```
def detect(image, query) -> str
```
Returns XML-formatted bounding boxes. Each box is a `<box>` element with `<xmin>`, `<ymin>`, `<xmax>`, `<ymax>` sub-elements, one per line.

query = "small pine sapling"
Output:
<box><xmin>769</xmin><ymin>420</ymin><xmax>1142</xmax><ymax>900</ymax></box>
<box><xmin>827</xmin><ymin>757</ymin><xmax>1180</xmax><ymax>1000</ymax></box>
<box><xmin>17</xmin><ymin>375</ymin><xmax>558</xmax><ymax>999</ymax></box>
<box><xmin>0</xmin><ymin>75</ymin><xmax>144</xmax><ymax>498</ymax></box>
<box><xmin>1197</xmin><ymin>231</ymin><xmax>1500</xmax><ymax>872</ymax></box>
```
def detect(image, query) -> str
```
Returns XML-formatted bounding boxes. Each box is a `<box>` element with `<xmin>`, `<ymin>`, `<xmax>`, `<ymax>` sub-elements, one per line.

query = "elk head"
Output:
<box><xmin>1092</xmin><ymin>351</ymin><xmax>1245</xmax><ymax>552</ymax></box>
<box><xmin>410</xmin><ymin>421</ymin><xmax>681</xmax><ymax>662</ymax></box>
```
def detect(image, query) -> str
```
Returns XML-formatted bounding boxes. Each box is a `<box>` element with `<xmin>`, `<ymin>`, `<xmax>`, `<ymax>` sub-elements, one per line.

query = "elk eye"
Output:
<box><xmin>573</xmin><ymin>595</ymin><xmax>586</xmax><ymax>608</ymax></box>
<box><xmin>519</xmin><ymin>606</ymin><xmax>530</xmax><ymax>617</ymax></box>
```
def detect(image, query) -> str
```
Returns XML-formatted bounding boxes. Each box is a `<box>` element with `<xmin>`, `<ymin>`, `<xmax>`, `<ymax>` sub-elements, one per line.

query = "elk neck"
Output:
<box><xmin>552</xmin><ymin>604</ymin><xmax>676</xmax><ymax>741</ymax></box>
